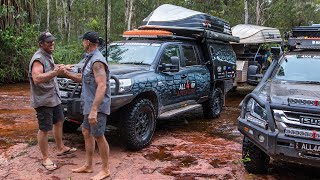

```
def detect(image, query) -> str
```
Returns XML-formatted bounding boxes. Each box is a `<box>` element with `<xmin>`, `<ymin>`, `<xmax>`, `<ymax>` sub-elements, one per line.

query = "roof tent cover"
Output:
<box><xmin>140</xmin><ymin>4</ymin><xmax>232</xmax><ymax>36</ymax></box>
<box><xmin>232</xmin><ymin>24</ymin><xmax>282</xmax><ymax>44</ymax></box>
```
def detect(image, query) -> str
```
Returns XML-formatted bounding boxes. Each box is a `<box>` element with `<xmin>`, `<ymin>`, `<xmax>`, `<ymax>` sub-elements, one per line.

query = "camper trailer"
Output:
<box><xmin>231</xmin><ymin>24</ymin><xmax>282</xmax><ymax>87</ymax></box>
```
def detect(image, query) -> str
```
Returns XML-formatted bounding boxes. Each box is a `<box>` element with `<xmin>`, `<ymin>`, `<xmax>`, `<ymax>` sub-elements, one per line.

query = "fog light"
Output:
<box><xmin>258</xmin><ymin>135</ymin><xmax>265</xmax><ymax>142</ymax></box>
<box><xmin>248</xmin><ymin>129</ymin><xmax>253</xmax><ymax>135</ymax></box>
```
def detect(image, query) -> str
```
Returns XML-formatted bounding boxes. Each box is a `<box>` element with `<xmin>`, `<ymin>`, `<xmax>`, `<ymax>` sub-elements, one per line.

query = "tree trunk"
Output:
<box><xmin>256</xmin><ymin>0</ymin><xmax>261</xmax><ymax>25</ymax></box>
<box><xmin>61</xmin><ymin>0</ymin><xmax>68</xmax><ymax>41</ymax></box>
<box><xmin>46</xmin><ymin>0</ymin><xmax>50</xmax><ymax>30</ymax></box>
<box><xmin>107</xmin><ymin>0</ymin><xmax>111</xmax><ymax>43</ymax></box>
<box><xmin>124</xmin><ymin>0</ymin><xmax>129</xmax><ymax>25</ymax></box>
<box><xmin>56</xmin><ymin>0</ymin><xmax>62</xmax><ymax>38</ymax></box>
<box><xmin>244</xmin><ymin>0</ymin><xmax>248</xmax><ymax>24</ymax></box>
<box><xmin>127</xmin><ymin>0</ymin><xmax>134</xmax><ymax>30</ymax></box>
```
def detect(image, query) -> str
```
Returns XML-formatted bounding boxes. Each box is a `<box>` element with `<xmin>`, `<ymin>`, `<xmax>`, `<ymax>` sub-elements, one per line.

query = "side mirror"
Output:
<box><xmin>170</xmin><ymin>56</ymin><xmax>179</xmax><ymax>66</ymax></box>
<box><xmin>247</xmin><ymin>65</ymin><xmax>262</xmax><ymax>86</ymax></box>
<box><xmin>159</xmin><ymin>56</ymin><xmax>180</xmax><ymax>72</ymax></box>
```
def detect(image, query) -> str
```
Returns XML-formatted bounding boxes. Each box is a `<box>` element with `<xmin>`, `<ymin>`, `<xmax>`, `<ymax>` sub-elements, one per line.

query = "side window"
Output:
<box><xmin>182</xmin><ymin>45</ymin><xmax>198</xmax><ymax>66</ymax></box>
<box><xmin>209</xmin><ymin>43</ymin><xmax>236</xmax><ymax>63</ymax></box>
<box><xmin>160</xmin><ymin>45</ymin><xmax>180</xmax><ymax>64</ymax></box>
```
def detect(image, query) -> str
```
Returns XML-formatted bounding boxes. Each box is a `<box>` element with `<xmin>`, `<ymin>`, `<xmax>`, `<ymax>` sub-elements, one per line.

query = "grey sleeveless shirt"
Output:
<box><xmin>81</xmin><ymin>49</ymin><xmax>111</xmax><ymax>115</ymax></box>
<box><xmin>28</xmin><ymin>48</ymin><xmax>61</xmax><ymax>108</ymax></box>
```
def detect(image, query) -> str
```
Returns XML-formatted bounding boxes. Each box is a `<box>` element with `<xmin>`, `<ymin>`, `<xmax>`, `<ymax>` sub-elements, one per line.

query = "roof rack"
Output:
<box><xmin>288</xmin><ymin>25</ymin><xmax>320</xmax><ymax>50</ymax></box>
<box><xmin>292</xmin><ymin>24</ymin><xmax>320</xmax><ymax>37</ymax></box>
<box><xmin>123</xmin><ymin>29</ymin><xmax>239</xmax><ymax>43</ymax></box>
<box><xmin>122</xmin><ymin>29</ymin><xmax>197</xmax><ymax>41</ymax></box>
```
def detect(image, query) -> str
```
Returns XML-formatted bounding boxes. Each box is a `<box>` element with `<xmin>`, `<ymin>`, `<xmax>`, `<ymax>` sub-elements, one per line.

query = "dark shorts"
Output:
<box><xmin>82</xmin><ymin>113</ymin><xmax>107</xmax><ymax>137</ymax></box>
<box><xmin>35</xmin><ymin>104</ymin><xmax>64</xmax><ymax>132</ymax></box>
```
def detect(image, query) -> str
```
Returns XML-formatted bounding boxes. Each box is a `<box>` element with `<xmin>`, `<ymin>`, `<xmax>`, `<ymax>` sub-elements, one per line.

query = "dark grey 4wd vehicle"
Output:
<box><xmin>58</xmin><ymin>4</ymin><xmax>239</xmax><ymax>151</ymax></box>
<box><xmin>238</xmin><ymin>25</ymin><xmax>320</xmax><ymax>173</ymax></box>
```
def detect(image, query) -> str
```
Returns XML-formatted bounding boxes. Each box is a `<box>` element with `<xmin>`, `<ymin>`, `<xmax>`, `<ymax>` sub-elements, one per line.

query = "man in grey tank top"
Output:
<box><xmin>63</xmin><ymin>31</ymin><xmax>111</xmax><ymax>179</ymax></box>
<box><xmin>29</xmin><ymin>32</ymin><xmax>77</xmax><ymax>171</ymax></box>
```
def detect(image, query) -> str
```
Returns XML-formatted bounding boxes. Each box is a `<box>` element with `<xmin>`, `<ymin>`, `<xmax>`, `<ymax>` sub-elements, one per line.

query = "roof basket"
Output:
<box><xmin>288</xmin><ymin>25</ymin><xmax>320</xmax><ymax>50</ymax></box>
<box><xmin>292</xmin><ymin>24</ymin><xmax>320</xmax><ymax>37</ymax></box>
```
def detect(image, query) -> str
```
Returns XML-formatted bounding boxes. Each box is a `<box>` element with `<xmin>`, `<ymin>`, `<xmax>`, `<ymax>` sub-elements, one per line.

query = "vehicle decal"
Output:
<box><xmin>177</xmin><ymin>80</ymin><xmax>196</xmax><ymax>96</ymax></box>
<box><xmin>288</xmin><ymin>97</ymin><xmax>319</xmax><ymax>106</ymax></box>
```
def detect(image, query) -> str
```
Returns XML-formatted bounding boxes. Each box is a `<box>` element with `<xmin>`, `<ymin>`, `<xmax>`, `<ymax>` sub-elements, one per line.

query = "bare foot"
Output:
<box><xmin>90</xmin><ymin>170</ymin><xmax>110</xmax><ymax>180</ymax></box>
<box><xmin>72</xmin><ymin>165</ymin><xmax>93</xmax><ymax>173</ymax></box>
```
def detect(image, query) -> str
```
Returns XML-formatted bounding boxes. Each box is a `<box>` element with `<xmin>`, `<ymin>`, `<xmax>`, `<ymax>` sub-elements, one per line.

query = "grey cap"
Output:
<box><xmin>38</xmin><ymin>32</ymin><xmax>56</xmax><ymax>42</ymax></box>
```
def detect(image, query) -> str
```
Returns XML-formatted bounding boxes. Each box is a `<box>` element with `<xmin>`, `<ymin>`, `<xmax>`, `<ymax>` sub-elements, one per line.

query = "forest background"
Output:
<box><xmin>0</xmin><ymin>0</ymin><xmax>320</xmax><ymax>83</ymax></box>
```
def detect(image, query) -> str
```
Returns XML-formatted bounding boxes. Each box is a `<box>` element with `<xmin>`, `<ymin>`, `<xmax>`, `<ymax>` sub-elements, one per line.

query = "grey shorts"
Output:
<box><xmin>82</xmin><ymin>113</ymin><xmax>107</xmax><ymax>137</ymax></box>
<box><xmin>35</xmin><ymin>104</ymin><xmax>64</xmax><ymax>132</ymax></box>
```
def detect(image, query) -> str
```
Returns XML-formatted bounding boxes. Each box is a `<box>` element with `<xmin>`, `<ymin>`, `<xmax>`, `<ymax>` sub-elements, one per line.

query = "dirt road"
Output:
<box><xmin>0</xmin><ymin>83</ymin><xmax>320</xmax><ymax>180</ymax></box>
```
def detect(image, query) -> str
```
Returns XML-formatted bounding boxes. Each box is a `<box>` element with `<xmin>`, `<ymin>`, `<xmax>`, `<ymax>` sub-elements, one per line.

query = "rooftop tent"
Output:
<box><xmin>138</xmin><ymin>4</ymin><xmax>239</xmax><ymax>42</ymax></box>
<box><xmin>232</xmin><ymin>24</ymin><xmax>282</xmax><ymax>44</ymax></box>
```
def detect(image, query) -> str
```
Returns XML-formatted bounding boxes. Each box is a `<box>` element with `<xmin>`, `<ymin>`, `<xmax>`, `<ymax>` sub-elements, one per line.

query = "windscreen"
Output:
<box><xmin>274</xmin><ymin>54</ymin><xmax>320</xmax><ymax>82</ymax></box>
<box><xmin>107</xmin><ymin>42</ymin><xmax>161</xmax><ymax>65</ymax></box>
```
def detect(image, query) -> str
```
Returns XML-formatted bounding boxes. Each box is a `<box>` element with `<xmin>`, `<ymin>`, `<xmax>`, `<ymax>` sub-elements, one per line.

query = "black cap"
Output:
<box><xmin>38</xmin><ymin>32</ymin><xmax>55</xmax><ymax>42</ymax></box>
<box><xmin>80</xmin><ymin>31</ymin><xmax>99</xmax><ymax>43</ymax></box>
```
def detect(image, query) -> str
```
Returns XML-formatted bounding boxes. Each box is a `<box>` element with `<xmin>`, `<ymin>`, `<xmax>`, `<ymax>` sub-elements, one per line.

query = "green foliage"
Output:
<box><xmin>0</xmin><ymin>25</ymin><xmax>83</xmax><ymax>83</ymax></box>
<box><xmin>265</xmin><ymin>0</ymin><xmax>320</xmax><ymax>32</ymax></box>
<box><xmin>54</xmin><ymin>42</ymin><xmax>83</xmax><ymax>65</ymax></box>
<box><xmin>0</xmin><ymin>24</ymin><xmax>38</xmax><ymax>83</ymax></box>
<box><xmin>0</xmin><ymin>0</ymin><xmax>105</xmax><ymax>83</ymax></box>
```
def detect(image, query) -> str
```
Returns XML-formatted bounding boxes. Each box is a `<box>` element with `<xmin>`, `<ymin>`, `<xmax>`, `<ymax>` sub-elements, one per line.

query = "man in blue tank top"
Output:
<box><xmin>63</xmin><ymin>31</ymin><xmax>111</xmax><ymax>180</ymax></box>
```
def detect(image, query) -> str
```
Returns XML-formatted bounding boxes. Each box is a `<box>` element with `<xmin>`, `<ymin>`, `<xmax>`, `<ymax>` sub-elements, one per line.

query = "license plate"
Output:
<box><xmin>296</xmin><ymin>142</ymin><xmax>320</xmax><ymax>152</ymax></box>
<box><xmin>60</xmin><ymin>91</ymin><xmax>68</xmax><ymax>97</ymax></box>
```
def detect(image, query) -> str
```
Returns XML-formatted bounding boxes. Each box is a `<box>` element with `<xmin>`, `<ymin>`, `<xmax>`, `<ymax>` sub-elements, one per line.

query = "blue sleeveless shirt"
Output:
<box><xmin>81</xmin><ymin>49</ymin><xmax>111</xmax><ymax>115</ymax></box>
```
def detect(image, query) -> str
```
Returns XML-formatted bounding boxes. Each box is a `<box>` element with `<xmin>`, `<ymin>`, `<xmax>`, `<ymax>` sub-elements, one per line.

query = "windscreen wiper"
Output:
<box><xmin>298</xmin><ymin>81</ymin><xmax>320</xmax><ymax>85</ymax></box>
<box><xmin>120</xmin><ymin>62</ymin><xmax>150</xmax><ymax>65</ymax></box>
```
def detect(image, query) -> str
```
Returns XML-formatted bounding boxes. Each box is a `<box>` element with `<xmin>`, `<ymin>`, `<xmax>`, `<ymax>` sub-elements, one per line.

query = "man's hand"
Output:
<box><xmin>88</xmin><ymin>110</ymin><xmax>98</xmax><ymax>125</ymax></box>
<box><xmin>65</xmin><ymin>64</ymin><xmax>74</xmax><ymax>71</ymax></box>
<box><xmin>54</xmin><ymin>64</ymin><xmax>65</xmax><ymax>75</ymax></box>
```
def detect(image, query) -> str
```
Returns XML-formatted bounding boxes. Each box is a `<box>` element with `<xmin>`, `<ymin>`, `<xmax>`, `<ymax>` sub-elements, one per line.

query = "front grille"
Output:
<box><xmin>57</xmin><ymin>78</ymin><xmax>81</xmax><ymax>98</ymax></box>
<box><xmin>283</xmin><ymin>111</ymin><xmax>320</xmax><ymax>130</ymax></box>
<box><xmin>274</xmin><ymin>109</ymin><xmax>320</xmax><ymax>140</ymax></box>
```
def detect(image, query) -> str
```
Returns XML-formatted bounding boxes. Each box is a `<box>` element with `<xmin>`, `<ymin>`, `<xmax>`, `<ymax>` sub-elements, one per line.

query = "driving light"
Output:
<box><xmin>110</xmin><ymin>78</ymin><xmax>132</xmax><ymax>94</ymax></box>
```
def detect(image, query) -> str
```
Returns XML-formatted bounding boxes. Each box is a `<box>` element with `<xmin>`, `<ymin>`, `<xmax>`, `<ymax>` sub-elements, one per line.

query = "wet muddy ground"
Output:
<box><xmin>1</xmin><ymin>83</ymin><xmax>320</xmax><ymax>179</ymax></box>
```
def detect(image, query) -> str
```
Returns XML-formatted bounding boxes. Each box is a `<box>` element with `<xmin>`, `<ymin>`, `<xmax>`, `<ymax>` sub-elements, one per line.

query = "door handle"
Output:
<box><xmin>181</xmin><ymin>75</ymin><xmax>188</xmax><ymax>79</ymax></box>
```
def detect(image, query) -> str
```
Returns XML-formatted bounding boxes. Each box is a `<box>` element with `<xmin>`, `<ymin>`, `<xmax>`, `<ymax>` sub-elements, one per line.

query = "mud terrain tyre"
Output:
<box><xmin>242</xmin><ymin>136</ymin><xmax>269</xmax><ymax>174</ymax></box>
<box><xmin>202</xmin><ymin>88</ymin><xmax>223</xmax><ymax>119</ymax></box>
<box><xmin>122</xmin><ymin>98</ymin><xmax>156</xmax><ymax>151</ymax></box>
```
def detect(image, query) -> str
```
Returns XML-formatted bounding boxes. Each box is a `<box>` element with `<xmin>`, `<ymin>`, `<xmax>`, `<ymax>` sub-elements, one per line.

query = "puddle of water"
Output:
<box><xmin>0</xmin><ymin>83</ymin><xmax>38</xmax><ymax>150</ymax></box>
<box><xmin>144</xmin><ymin>146</ymin><xmax>173</xmax><ymax>161</ymax></box>
<box><xmin>209</xmin><ymin>158</ymin><xmax>228</xmax><ymax>168</ymax></box>
<box><xmin>175</xmin><ymin>156</ymin><xmax>197</xmax><ymax>167</ymax></box>
<box><xmin>156</xmin><ymin>89</ymin><xmax>248</xmax><ymax>144</ymax></box>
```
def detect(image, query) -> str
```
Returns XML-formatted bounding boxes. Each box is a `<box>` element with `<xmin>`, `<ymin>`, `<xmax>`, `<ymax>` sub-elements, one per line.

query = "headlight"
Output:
<box><xmin>246</xmin><ymin>98</ymin><xmax>268</xmax><ymax>129</ymax></box>
<box><xmin>110</xmin><ymin>78</ymin><xmax>132</xmax><ymax>94</ymax></box>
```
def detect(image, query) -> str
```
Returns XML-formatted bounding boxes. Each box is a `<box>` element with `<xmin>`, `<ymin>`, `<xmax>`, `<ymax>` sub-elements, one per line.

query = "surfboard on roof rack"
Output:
<box><xmin>138</xmin><ymin>4</ymin><xmax>239</xmax><ymax>43</ymax></box>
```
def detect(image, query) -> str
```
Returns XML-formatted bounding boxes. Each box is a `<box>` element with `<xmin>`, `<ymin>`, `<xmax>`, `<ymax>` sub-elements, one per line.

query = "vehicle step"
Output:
<box><xmin>159</xmin><ymin>104</ymin><xmax>202</xmax><ymax>119</ymax></box>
